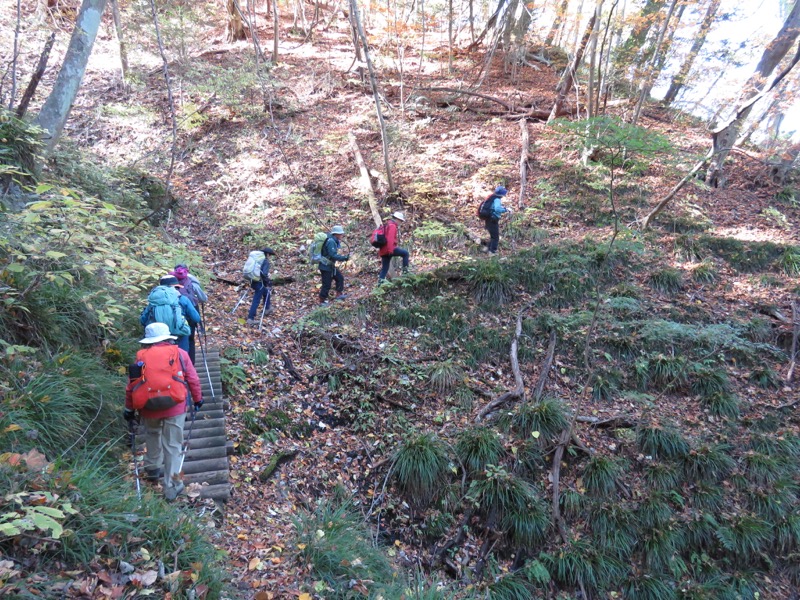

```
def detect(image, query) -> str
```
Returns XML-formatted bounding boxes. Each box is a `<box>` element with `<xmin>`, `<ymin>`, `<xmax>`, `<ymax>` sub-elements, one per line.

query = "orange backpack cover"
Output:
<box><xmin>130</xmin><ymin>345</ymin><xmax>188</xmax><ymax>411</ymax></box>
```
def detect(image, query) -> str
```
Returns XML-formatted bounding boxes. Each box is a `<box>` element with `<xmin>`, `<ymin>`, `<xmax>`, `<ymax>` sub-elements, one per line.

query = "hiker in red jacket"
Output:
<box><xmin>378</xmin><ymin>211</ymin><xmax>410</xmax><ymax>283</ymax></box>
<box><xmin>124</xmin><ymin>322</ymin><xmax>203</xmax><ymax>501</ymax></box>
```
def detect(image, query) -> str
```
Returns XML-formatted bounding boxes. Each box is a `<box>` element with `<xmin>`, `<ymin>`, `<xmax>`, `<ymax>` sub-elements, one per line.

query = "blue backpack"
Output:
<box><xmin>141</xmin><ymin>286</ymin><xmax>191</xmax><ymax>336</ymax></box>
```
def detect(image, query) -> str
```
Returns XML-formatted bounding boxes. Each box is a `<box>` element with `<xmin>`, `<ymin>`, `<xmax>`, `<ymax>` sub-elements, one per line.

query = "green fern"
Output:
<box><xmin>391</xmin><ymin>433</ymin><xmax>450</xmax><ymax>510</ymax></box>
<box><xmin>455</xmin><ymin>427</ymin><xmax>504</xmax><ymax>475</ymax></box>
<box><xmin>583</xmin><ymin>455</ymin><xmax>623</xmax><ymax>497</ymax></box>
<box><xmin>637</xmin><ymin>425</ymin><xmax>690</xmax><ymax>460</ymax></box>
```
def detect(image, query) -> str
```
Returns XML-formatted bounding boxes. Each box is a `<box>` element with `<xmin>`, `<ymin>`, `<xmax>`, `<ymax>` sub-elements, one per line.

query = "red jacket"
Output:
<box><xmin>125</xmin><ymin>342</ymin><xmax>202</xmax><ymax>419</ymax></box>
<box><xmin>378</xmin><ymin>220</ymin><xmax>400</xmax><ymax>256</ymax></box>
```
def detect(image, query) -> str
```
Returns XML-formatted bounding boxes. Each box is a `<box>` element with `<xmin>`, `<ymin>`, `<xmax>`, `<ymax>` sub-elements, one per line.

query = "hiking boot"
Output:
<box><xmin>164</xmin><ymin>482</ymin><xmax>185</xmax><ymax>502</ymax></box>
<box><xmin>246</xmin><ymin>318</ymin><xmax>256</xmax><ymax>326</ymax></box>
<box><xmin>144</xmin><ymin>468</ymin><xmax>162</xmax><ymax>484</ymax></box>
<box><xmin>320</xmin><ymin>300</ymin><xmax>330</xmax><ymax>306</ymax></box>
<box><xmin>263</xmin><ymin>308</ymin><xmax>274</xmax><ymax>316</ymax></box>
<box><xmin>335</xmin><ymin>293</ymin><xmax>349</xmax><ymax>301</ymax></box>
<box><xmin>402</xmin><ymin>267</ymin><xmax>409</xmax><ymax>275</ymax></box>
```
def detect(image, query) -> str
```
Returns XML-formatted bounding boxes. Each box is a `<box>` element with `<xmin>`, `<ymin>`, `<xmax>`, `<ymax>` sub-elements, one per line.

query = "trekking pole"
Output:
<box><xmin>176</xmin><ymin>404</ymin><xmax>199</xmax><ymax>475</ymax></box>
<box><xmin>128</xmin><ymin>418</ymin><xmax>142</xmax><ymax>502</ymax></box>
<box><xmin>230</xmin><ymin>286</ymin><xmax>249</xmax><ymax>314</ymax></box>
<box><xmin>258</xmin><ymin>287</ymin><xmax>272</xmax><ymax>333</ymax></box>
<box><xmin>200</xmin><ymin>303</ymin><xmax>210</xmax><ymax>348</ymax></box>
<box><xmin>198</xmin><ymin>329</ymin><xmax>215</xmax><ymax>400</ymax></box>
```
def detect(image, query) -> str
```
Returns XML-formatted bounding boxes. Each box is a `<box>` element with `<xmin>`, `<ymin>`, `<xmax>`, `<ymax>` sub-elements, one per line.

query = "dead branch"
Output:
<box><xmin>532</xmin><ymin>330</ymin><xmax>557</xmax><ymax>401</ymax></box>
<box><xmin>257</xmin><ymin>449</ymin><xmax>298</xmax><ymax>482</ymax></box>
<box><xmin>349</xmin><ymin>132</ymin><xmax>382</xmax><ymax>226</ymax></box>
<box><xmin>787</xmin><ymin>300</ymin><xmax>799</xmax><ymax>382</ymax></box>
<box><xmin>15</xmin><ymin>32</ymin><xmax>55</xmax><ymax>118</ymax></box>
<box><xmin>551</xmin><ymin>427</ymin><xmax>571</xmax><ymax>543</ymax></box>
<box><xmin>373</xmin><ymin>392</ymin><xmax>413</xmax><ymax>412</ymax></box>
<box><xmin>281</xmin><ymin>351</ymin><xmax>304</xmax><ymax>382</ymax></box>
<box><xmin>476</xmin><ymin>303</ymin><xmax>530</xmax><ymax>421</ymax></box>
<box><xmin>416</xmin><ymin>86</ymin><xmax>513</xmax><ymax>111</ymax></box>
<box><xmin>430</xmin><ymin>509</ymin><xmax>474</xmax><ymax>567</ymax></box>
<box><xmin>575</xmin><ymin>415</ymin><xmax>637</xmax><ymax>428</ymax></box>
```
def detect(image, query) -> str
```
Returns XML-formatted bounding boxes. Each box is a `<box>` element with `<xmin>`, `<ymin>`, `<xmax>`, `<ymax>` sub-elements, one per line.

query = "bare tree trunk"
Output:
<box><xmin>448</xmin><ymin>0</ymin><xmax>453</xmax><ymax>71</ymax></box>
<box><xmin>547</xmin><ymin>7</ymin><xmax>598</xmax><ymax>123</ymax></box>
<box><xmin>545</xmin><ymin>0</ymin><xmax>569</xmax><ymax>46</ymax></box>
<box><xmin>614</xmin><ymin>0</ymin><xmax>665</xmax><ymax>72</ymax></box>
<box><xmin>663</xmin><ymin>0</ymin><xmax>720</xmax><ymax>105</ymax></box>
<box><xmin>227</xmin><ymin>0</ymin><xmax>248</xmax><ymax>41</ymax></box>
<box><xmin>110</xmin><ymin>0</ymin><xmax>128</xmax><ymax>81</ymax></box>
<box><xmin>518</xmin><ymin>118</ymin><xmax>530</xmax><ymax>206</ymax></box>
<box><xmin>15</xmin><ymin>33</ymin><xmax>55</xmax><ymax>118</ymax></box>
<box><xmin>586</xmin><ymin>0</ymin><xmax>604</xmax><ymax>118</ymax></box>
<box><xmin>569</xmin><ymin>0</ymin><xmax>585</xmax><ymax>55</ymax></box>
<box><xmin>34</xmin><ymin>0</ymin><xmax>109</xmax><ymax>158</ymax></box>
<box><xmin>469</xmin><ymin>0</ymin><xmax>475</xmax><ymax>43</ymax></box>
<box><xmin>651</xmin><ymin>1</ymin><xmax>685</xmax><ymax>76</ymax></box>
<box><xmin>706</xmin><ymin>0</ymin><xmax>800</xmax><ymax>187</ymax></box>
<box><xmin>349</xmin><ymin>132</ymin><xmax>383</xmax><ymax>226</ymax></box>
<box><xmin>595</xmin><ymin>0</ymin><xmax>619</xmax><ymax>114</ymax></box>
<box><xmin>9</xmin><ymin>0</ymin><xmax>21</xmax><ymax>110</ymax></box>
<box><xmin>631</xmin><ymin>0</ymin><xmax>678</xmax><ymax>125</ymax></box>
<box><xmin>273</xmin><ymin>0</ymin><xmax>280</xmax><ymax>62</ymax></box>
<box><xmin>418</xmin><ymin>0</ymin><xmax>426</xmax><ymax>74</ymax></box>
<box><xmin>350</xmin><ymin>0</ymin><xmax>395</xmax><ymax>193</ymax></box>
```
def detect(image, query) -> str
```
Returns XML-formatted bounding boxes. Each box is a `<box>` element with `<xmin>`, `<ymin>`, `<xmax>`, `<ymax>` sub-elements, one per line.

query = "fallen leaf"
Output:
<box><xmin>248</xmin><ymin>557</ymin><xmax>262</xmax><ymax>571</ymax></box>
<box><xmin>22</xmin><ymin>448</ymin><xmax>49</xmax><ymax>471</ymax></box>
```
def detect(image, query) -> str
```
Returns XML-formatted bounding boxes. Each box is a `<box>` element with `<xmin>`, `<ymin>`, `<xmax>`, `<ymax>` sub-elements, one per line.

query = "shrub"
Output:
<box><xmin>583</xmin><ymin>455</ymin><xmax>623</xmax><ymax>497</ymax></box>
<box><xmin>637</xmin><ymin>425</ymin><xmax>690</xmax><ymax>460</ymax></box>
<box><xmin>391</xmin><ymin>433</ymin><xmax>449</xmax><ymax>510</ymax></box>
<box><xmin>648</xmin><ymin>267</ymin><xmax>683</xmax><ymax>294</ymax></box>
<box><xmin>510</xmin><ymin>396</ymin><xmax>569</xmax><ymax>443</ymax></box>
<box><xmin>455</xmin><ymin>427</ymin><xmax>504</xmax><ymax>475</ymax></box>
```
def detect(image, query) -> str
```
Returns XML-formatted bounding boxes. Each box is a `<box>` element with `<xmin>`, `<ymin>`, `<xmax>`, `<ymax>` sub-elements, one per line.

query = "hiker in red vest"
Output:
<box><xmin>378</xmin><ymin>211</ymin><xmax>410</xmax><ymax>283</ymax></box>
<box><xmin>124</xmin><ymin>322</ymin><xmax>203</xmax><ymax>501</ymax></box>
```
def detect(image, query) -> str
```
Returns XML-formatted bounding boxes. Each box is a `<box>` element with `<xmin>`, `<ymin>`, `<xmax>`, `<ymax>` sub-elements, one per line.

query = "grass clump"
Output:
<box><xmin>583</xmin><ymin>455</ymin><xmax>623</xmax><ymax>497</ymax></box>
<box><xmin>294</xmin><ymin>500</ymin><xmax>394</xmax><ymax>595</ymax></box>
<box><xmin>749</xmin><ymin>366</ymin><xmax>780</xmax><ymax>389</ymax></box>
<box><xmin>391</xmin><ymin>433</ymin><xmax>449</xmax><ymax>510</ymax></box>
<box><xmin>690</xmin><ymin>362</ymin><xmax>729</xmax><ymax>397</ymax></box>
<box><xmin>455</xmin><ymin>427</ymin><xmax>504</xmax><ymax>475</ymax></box>
<box><xmin>643</xmin><ymin>462</ymin><xmax>682</xmax><ymax>490</ymax></box>
<box><xmin>683</xmin><ymin>444</ymin><xmax>735</xmax><ymax>483</ymax></box>
<box><xmin>541</xmin><ymin>539</ymin><xmax>626</xmax><ymax>592</ymax></box>
<box><xmin>648</xmin><ymin>267</ymin><xmax>683</xmax><ymax>294</ymax></box>
<box><xmin>701</xmin><ymin>391</ymin><xmax>740</xmax><ymax>419</ymax></box>
<box><xmin>637</xmin><ymin>425</ymin><xmax>690</xmax><ymax>460</ymax></box>
<box><xmin>427</xmin><ymin>359</ymin><xmax>464</xmax><ymax>395</ymax></box>
<box><xmin>716</xmin><ymin>515</ymin><xmax>772</xmax><ymax>563</ymax></box>
<box><xmin>487</xmin><ymin>574</ymin><xmax>533</xmax><ymax>599</ymax></box>
<box><xmin>691</xmin><ymin>259</ymin><xmax>717</xmax><ymax>283</ymax></box>
<box><xmin>623</xmin><ymin>574</ymin><xmax>677</xmax><ymax>600</ymax></box>
<box><xmin>465</xmin><ymin>259</ymin><xmax>515</xmax><ymax>305</ymax></box>
<box><xmin>509</xmin><ymin>396</ymin><xmax>569</xmax><ymax>443</ymax></box>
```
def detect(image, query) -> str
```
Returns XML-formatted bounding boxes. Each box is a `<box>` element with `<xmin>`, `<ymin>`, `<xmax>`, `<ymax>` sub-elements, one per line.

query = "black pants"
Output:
<box><xmin>319</xmin><ymin>267</ymin><xmax>343</xmax><ymax>301</ymax></box>
<box><xmin>188</xmin><ymin>323</ymin><xmax>196</xmax><ymax>364</ymax></box>
<box><xmin>485</xmin><ymin>218</ymin><xmax>500</xmax><ymax>253</ymax></box>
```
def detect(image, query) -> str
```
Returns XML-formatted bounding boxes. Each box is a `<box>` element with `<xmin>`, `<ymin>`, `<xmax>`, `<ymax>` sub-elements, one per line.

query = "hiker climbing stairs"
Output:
<box><xmin>185</xmin><ymin>346</ymin><xmax>231</xmax><ymax>501</ymax></box>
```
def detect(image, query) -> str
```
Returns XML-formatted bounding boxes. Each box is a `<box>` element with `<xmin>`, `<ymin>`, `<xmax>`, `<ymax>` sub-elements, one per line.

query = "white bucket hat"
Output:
<box><xmin>392</xmin><ymin>211</ymin><xmax>406</xmax><ymax>222</ymax></box>
<box><xmin>140</xmin><ymin>322</ymin><xmax>177</xmax><ymax>344</ymax></box>
<box><xmin>330</xmin><ymin>225</ymin><xmax>345</xmax><ymax>235</ymax></box>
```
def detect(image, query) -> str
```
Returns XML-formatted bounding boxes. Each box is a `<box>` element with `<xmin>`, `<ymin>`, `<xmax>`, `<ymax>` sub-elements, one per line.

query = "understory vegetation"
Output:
<box><xmin>0</xmin><ymin>109</ymin><xmax>226</xmax><ymax>597</ymax></box>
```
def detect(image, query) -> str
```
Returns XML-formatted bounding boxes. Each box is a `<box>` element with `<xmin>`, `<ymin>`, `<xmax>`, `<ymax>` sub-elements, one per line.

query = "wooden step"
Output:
<box><xmin>198</xmin><ymin>484</ymin><xmax>231</xmax><ymax>501</ymax></box>
<box><xmin>183</xmin><ymin>456</ymin><xmax>229</xmax><ymax>475</ymax></box>
<box><xmin>186</xmin><ymin>445</ymin><xmax>228</xmax><ymax>460</ymax></box>
<box><xmin>185</xmin><ymin>470</ymin><xmax>229</xmax><ymax>485</ymax></box>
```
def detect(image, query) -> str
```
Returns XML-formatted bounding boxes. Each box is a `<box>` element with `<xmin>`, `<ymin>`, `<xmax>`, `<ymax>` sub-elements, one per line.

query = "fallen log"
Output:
<box><xmin>349</xmin><ymin>132</ymin><xmax>383</xmax><ymax>227</ymax></box>
<box><xmin>258</xmin><ymin>449</ymin><xmax>299</xmax><ymax>482</ymax></box>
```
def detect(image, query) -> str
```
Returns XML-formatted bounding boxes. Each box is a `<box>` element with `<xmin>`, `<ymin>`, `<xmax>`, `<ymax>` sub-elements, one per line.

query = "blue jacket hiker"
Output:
<box><xmin>483</xmin><ymin>185</ymin><xmax>512</xmax><ymax>254</ymax></box>
<box><xmin>140</xmin><ymin>276</ymin><xmax>200</xmax><ymax>354</ymax></box>
<box><xmin>319</xmin><ymin>226</ymin><xmax>350</xmax><ymax>304</ymax></box>
<box><xmin>246</xmin><ymin>248</ymin><xmax>276</xmax><ymax>325</ymax></box>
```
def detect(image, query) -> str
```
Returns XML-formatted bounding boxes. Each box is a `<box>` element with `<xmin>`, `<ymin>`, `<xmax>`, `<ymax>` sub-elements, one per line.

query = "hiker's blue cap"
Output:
<box><xmin>495</xmin><ymin>186</ymin><xmax>508</xmax><ymax>196</ymax></box>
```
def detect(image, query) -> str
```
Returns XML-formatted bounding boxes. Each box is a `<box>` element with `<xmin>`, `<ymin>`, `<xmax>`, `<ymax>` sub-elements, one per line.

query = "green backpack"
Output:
<box><xmin>141</xmin><ymin>286</ymin><xmax>191</xmax><ymax>337</ymax></box>
<box><xmin>309</xmin><ymin>232</ymin><xmax>330</xmax><ymax>266</ymax></box>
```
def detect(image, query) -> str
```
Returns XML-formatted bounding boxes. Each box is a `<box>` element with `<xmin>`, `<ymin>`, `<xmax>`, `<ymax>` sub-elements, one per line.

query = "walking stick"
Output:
<box><xmin>258</xmin><ymin>287</ymin><xmax>272</xmax><ymax>333</ymax></box>
<box><xmin>176</xmin><ymin>404</ymin><xmax>199</xmax><ymax>476</ymax></box>
<box><xmin>230</xmin><ymin>286</ymin><xmax>249</xmax><ymax>314</ymax></box>
<box><xmin>128</xmin><ymin>419</ymin><xmax>141</xmax><ymax>501</ymax></box>
<box><xmin>197</xmin><ymin>307</ymin><xmax>215</xmax><ymax>400</ymax></box>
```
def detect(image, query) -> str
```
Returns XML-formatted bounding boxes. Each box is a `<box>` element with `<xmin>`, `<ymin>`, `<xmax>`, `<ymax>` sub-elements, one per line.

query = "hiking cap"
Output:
<box><xmin>392</xmin><ymin>211</ymin><xmax>406</xmax><ymax>222</ymax></box>
<box><xmin>173</xmin><ymin>264</ymin><xmax>189</xmax><ymax>278</ymax></box>
<box><xmin>330</xmin><ymin>226</ymin><xmax>345</xmax><ymax>235</ymax></box>
<box><xmin>495</xmin><ymin>186</ymin><xmax>508</xmax><ymax>196</ymax></box>
<box><xmin>262</xmin><ymin>247</ymin><xmax>276</xmax><ymax>255</ymax></box>
<box><xmin>160</xmin><ymin>275</ymin><xmax>183</xmax><ymax>288</ymax></box>
<box><xmin>140</xmin><ymin>322</ymin><xmax>177</xmax><ymax>344</ymax></box>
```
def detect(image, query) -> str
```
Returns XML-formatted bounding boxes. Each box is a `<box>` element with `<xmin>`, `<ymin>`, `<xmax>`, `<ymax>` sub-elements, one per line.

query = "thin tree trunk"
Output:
<box><xmin>706</xmin><ymin>0</ymin><xmax>800</xmax><ymax>187</ymax></box>
<box><xmin>34</xmin><ymin>0</ymin><xmax>109</xmax><ymax>158</ymax></box>
<box><xmin>547</xmin><ymin>7</ymin><xmax>598</xmax><ymax>123</ymax></box>
<box><xmin>569</xmin><ymin>0</ymin><xmax>585</xmax><ymax>55</ymax></box>
<box><xmin>349</xmin><ymin>132</ymin><xmax>383</xmax><ymax>226</ymax></box>
<box><xmin>595</xmin><ymin>0</ymin><xmax>618</xmax><ymax>114</ymax></box>
<box><xmin>631</xmin><ymin>0</ymin><xmax>678</xmax><ymax>125</ymax></box>
<box><xmin>227</xmin><ymin>0</ymin><xmax>248</xmax><ymax>41</ymax></box>
<box><xmin>110</xmin><ymin>0</ymin><xmax>128</xmax><ymax>80</ymax></box>
<box><xmin>586</xmin><ymin>0</ymin><xmax>604</xmax><ymax>118</ymax></box>
<box><xmin>469</xmin><ymin>0</ymin><xmax>475</xmax><ymax>43</ymax></box>
<box><xmin>448</xmin><ymin>0</ymin><xmax>453</xmax><ymax>71</ymax></box>
<box><xmin>350</xmin><ymin>0</ymin><xmax>395</xmax><ymax>193</ymax></box>
<box><xmin>663</xmin><ymin>0</ymin><xmax>721</xmax><ymax>105</ymax></box>
<box><xmin>518</xmin><ymin>118</ymin><xmax>530</xmax><ymax>206</ymax></box>
<box><xmin>273</xmin><ymin>0</ymin><xmax>280</xmax><ymax>62</ymax></box>
<box><xmin>651</xmin><ymin>1</ymin><xmax>685</xmax><ymax>76</ymax></box>
<box><xmin>16</xmin><ymin>33</ymin><xmax>55</xmax><ymax>118</ymax></box>
<box><xmin>614</xmin><ymin>0</ymin><xmax>665</xmax><ymax>72</ymax></box>
<box><xmin>9</xmin><ymin>0</ymin><xmax>21</xmax><ymax>110</ymax></box>
<box><xmin>418</xmin><ymin>0</ymin><xmax>426</xmax><ymax>74</ymax></box>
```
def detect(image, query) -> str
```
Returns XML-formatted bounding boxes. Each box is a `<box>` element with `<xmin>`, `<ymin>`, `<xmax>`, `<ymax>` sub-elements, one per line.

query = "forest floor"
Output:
<box><xmin>6</xmin><ymin>1</ymin><xmax>800</xmax><ymax>597</ymax></box>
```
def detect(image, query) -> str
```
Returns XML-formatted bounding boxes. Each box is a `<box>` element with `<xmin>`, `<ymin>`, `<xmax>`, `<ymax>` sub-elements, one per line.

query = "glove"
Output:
<box><xmin>194</xmin><ymin>400</ymin><xmax>204</xmax><ymax>412</ymax></box>
<box><xmin>123</xmin><ymin>409</ymin><xmax>137</xmax><ymax>422</ymax></box>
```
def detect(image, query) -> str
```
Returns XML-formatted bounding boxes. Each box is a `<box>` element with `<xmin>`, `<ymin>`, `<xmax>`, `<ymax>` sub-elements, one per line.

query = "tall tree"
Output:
<box><xmin>227</xmin><ymin>0</ymin><xmax>247</xmax><ymax>41</ymax></box>
<box><xmin>663</xmin><ymin>0</ymin><xmax>721</xmax><ymax>105</ymax></box>
<box><xmin>545</xmin><ymin>0</ymin><xmax>570</xmax><ymax>46</ymax></box>
<box><xmin>614</xmin><ymin>0</ymin><xmax>666</xmax><ymax>74</ymax></box>
<box><xmin>34</xmin><ymin>0</ymin><xmax>108</xmax><ymax>157</ymax></box>
<box><xmin>631</xmin><ymin>0</ymin><xmax>679</xmax><ymax>125</ymax></box>
<box><xmin>706</xmin><ymin>0</ymin><xmax>800</xmax><ymax>187</ymax></box>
